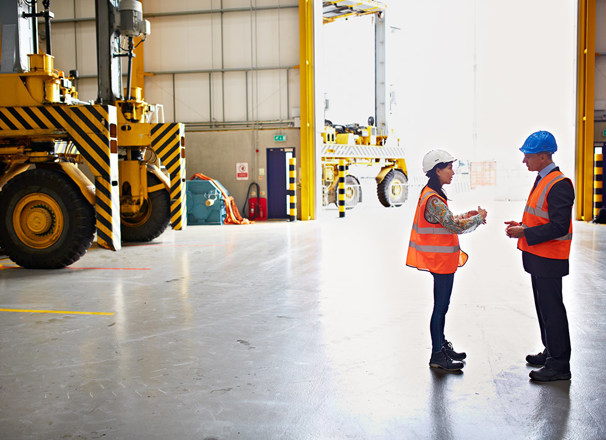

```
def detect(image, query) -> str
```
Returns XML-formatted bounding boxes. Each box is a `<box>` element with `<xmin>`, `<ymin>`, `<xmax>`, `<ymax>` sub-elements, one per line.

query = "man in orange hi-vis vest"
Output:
<box><xmin>505</xmin><ymin>131</ymin><xmax>574</xmax><ymax>382</ymax></box>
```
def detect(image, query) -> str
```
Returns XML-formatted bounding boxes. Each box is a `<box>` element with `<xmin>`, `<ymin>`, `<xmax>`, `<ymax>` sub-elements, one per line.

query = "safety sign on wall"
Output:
<box><xmin>236</xmin><ymin>162</ymin><xmax>249</xmax><ymax>180</ymax></box>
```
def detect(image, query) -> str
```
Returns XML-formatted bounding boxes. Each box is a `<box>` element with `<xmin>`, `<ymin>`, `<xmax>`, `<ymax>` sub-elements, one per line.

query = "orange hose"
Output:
<box><xmin>191</xmin><ymin>173</ymin><xmax>252</xmax><ymax>225</ymax></box>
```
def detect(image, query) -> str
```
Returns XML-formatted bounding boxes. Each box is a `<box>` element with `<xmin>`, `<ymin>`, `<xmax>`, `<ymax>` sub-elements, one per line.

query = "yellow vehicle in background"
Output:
<box><xmin>0</xmin><ymin>0</ymin><xmax>186</xmax><ymax>268</ymax></box>
<box><xmin>321</xmin><ymin>2</ymin><xmax>407</xmax><ymax>210</ymax></box>
<box><xmin>321</xmin><ymin>118</ymin><xmax>408</xmax><ymax>209</ymax></box>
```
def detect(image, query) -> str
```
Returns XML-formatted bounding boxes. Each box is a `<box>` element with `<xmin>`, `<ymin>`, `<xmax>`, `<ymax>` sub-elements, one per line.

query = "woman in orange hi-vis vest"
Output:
<box><xmin>407</xmin><ymin>150</ymin><xmax>487</xmax><ymax>372</ymax></box>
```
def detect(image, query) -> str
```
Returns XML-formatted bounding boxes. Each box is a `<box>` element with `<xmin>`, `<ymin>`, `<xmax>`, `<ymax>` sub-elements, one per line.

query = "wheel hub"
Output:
<box><xmin>13</xmin><ymin>193</ymin><xmax>64</xmax><ymax>249</ymax></box>
<box><xmin>26</xmin><ymin>205</ymin><xmax>55</xmax><ymax>235</ymax></box>
<box><xmin>121</xmin><ymin>199</ymin><xmax>152</xmax><ymax>226</ymax></box>
<box><xmin>390</xmin><ymin>180</ymin><xmax>403</xmax><ymax>197</ymax></box>
<box><xmin>346</xmin><ymin>186</ymin><xmax>355</xmax><ymax>201</ymax></box>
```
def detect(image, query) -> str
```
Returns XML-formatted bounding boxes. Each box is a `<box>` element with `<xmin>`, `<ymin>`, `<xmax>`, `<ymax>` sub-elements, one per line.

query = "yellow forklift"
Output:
<box><xmin>0</xmin><ymin>0</ymin><xmax>186</xmax><ymax>268</ymax></box>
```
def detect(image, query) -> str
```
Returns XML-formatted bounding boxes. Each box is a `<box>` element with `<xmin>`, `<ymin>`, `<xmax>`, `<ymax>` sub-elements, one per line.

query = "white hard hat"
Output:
<box><xmin>422</xmin><ymin>149</ymin><xmax>456</xmax><ymax>173</ymax></box>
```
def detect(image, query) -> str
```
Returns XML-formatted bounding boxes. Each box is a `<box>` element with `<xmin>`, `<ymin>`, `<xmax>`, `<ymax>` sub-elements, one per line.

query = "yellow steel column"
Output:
<box><xmin>576</xmin><ymin>0</ymin><xmax>596</xmax><ymax>221</ymax></box>
<box><xmin>299</xmin><ymin>0</ymin><xmax>315</xmax><ymax>220</ymax></box>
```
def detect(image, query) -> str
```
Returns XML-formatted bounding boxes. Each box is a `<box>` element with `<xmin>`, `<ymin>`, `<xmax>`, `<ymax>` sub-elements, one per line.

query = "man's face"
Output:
<box><xmin>522</xmin><ymin>152</ymin><xmax>549</xmax><ymax>172</ymax></box>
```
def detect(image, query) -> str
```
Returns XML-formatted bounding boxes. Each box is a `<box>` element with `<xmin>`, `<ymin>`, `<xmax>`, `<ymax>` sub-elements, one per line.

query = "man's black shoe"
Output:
<box><xmin>526</xmin><ymin>350</ymin><xmax>548</xmax><ymax>366</ymax></box>
<box><xmin>529</xmin><ymin>367</ymin><xmax>571</xmax><ymax>382</ymax></box>
<box><xmin>429</xmin><ymin>348</ymin><xmax>464</xmax><ymax>372</ymax></box>
<box><xmin>442</xmin><ymin>340</ymin><xmax>466</xmax><ymax>361</ymax></box>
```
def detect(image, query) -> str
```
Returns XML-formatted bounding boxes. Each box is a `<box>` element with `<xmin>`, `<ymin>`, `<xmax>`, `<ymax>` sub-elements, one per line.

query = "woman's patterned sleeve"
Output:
<box><xmin>425</xmin><ymin>196</ymin><xmax>483</xmax><ymax>234</ymax></box>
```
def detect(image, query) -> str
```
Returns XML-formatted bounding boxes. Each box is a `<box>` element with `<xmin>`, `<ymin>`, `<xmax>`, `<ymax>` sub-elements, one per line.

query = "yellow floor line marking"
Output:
<box><xmin>0</xmin><ymin>308</ymin><xmax>114</xmax><ymax>316</ymax></box>
<box><xmin>0</xmin><ymin>266</ymin><xmax>149</xmax><ymax>270</ymax></box>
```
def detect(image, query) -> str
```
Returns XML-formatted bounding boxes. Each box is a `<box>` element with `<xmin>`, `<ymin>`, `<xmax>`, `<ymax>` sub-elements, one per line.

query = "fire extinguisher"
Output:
<box><xmin>243</xmin><ymin>182</ymin><xmax>260</xmax><ymax>220</ymax></box>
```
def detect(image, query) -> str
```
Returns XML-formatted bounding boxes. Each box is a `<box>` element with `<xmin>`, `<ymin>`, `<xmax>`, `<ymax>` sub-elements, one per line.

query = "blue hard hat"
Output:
<box><xmin>519</xmin><ymin>131</ymin><xmax>557</xmax><ymax>154</ymax></box>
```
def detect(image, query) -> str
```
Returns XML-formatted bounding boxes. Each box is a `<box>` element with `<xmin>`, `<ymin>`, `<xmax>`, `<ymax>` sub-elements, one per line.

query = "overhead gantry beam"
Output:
<box><xmin>322</xmin><ymin>0</ymin><xmax>385</xmax><ymax>24</ymax></box>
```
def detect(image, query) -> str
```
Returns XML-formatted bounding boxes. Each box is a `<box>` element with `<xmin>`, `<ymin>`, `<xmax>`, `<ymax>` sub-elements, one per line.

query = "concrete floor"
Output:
<box><xmin>1</xmin><ymin>190</ymin><xmax>606</xmax><ymax>440</ymax></box>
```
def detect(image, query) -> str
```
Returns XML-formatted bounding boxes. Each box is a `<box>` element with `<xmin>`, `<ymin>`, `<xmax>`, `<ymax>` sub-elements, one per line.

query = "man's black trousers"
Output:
<box><xmin>531</xmin><ymin>275</ymin><xmax>571</xmax><ymax>372</ymax></box>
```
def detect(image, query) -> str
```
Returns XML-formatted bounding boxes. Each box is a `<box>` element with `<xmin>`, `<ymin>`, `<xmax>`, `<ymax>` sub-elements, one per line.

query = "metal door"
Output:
<box><xmin>267</xmin><ymin>148</ymin><xmax>294</xmax><ymax>219</ymax></box>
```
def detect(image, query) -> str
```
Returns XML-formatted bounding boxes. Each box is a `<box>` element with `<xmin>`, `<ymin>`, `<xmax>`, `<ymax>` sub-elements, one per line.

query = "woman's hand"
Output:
<box><xmin>477</xmin><ymin>206</ymin><xmax>487</xmax><ymax>224</ymax></box>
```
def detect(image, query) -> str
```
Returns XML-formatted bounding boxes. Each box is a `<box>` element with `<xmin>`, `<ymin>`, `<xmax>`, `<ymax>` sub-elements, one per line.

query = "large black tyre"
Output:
<box><xmin>120</xmin><ymin>172</ymin><xmax>170</xmax><ymax>242</ymax></box>
<box><xmin>377</xmin><ymin>169</ymin><xmax>408</xmax><ymax>207</ymax></box>
<box><xmin>0</xmin><ymin>168</ymin><xmax>95</xmax><ymax>269</ymax></box>
<box><xmin>344</xmin><ymin>175</ymin><xmax>361</xmax><ymax>209</ymax></box>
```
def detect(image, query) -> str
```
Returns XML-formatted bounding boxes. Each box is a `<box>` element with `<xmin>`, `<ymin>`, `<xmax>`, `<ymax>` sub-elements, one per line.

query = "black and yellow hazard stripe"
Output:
<box><xmin>288</xmin><ymin>157</ymin><xmax>297</xmax><ymax>222</ymax></box>
<box><xmin>595</xmin><ymin>152</ymin><xmax>604</xmax><ymax>217</ymax></box>
<box><xmin>338</xmin><ymin>159</ymin><xmax>346</xmax><ymax>218</ymax></box>
<box><xmin>150</xmin><ymin>122</ymin><xmax>187</xmax><ymax>230</ymax></box>
<box><xmin>0</xmin><ymin>105</ymin><xmax>121</xmax><ymax>250</ymax></box>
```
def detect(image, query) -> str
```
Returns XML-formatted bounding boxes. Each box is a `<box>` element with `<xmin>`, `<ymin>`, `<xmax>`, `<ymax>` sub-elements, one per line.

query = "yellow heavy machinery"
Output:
<box><xmin>0</xmin><ymin>0</ymin><xmax>186</xmax><ymax>268</ymax></box>
<box><xmin>321</xmin><ymin>118</ymin><xmax>408</xmax><ymax>209</ymax></box>
<box><xmin>322</xmin><ymin>1</ymin><xmax>408</xmax><ymax>210</ymax></box>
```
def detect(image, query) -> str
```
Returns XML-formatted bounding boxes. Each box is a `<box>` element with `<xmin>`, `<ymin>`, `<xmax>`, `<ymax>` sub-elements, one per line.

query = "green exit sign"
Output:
<box><xmin>603</xmin><ymin>129</ymin><xmax>606</xmax><ymax>137</ymax></box>
<box><xmin>274</xmin><ymin>135</ymin><xmax>286</xmax><ymax>142</ymax></box>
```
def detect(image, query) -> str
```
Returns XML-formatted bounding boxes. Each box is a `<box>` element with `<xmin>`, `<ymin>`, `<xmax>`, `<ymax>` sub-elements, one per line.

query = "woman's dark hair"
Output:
<box><xmin>425</xmin><ymin>162</ymin><xmax>452</xmax><ymax>200</ymax></box>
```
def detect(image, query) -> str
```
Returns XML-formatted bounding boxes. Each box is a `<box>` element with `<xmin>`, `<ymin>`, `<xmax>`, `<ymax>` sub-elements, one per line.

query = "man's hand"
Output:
<box><xmin>504</xmin><ymin>221</ymin><xmax>524</xmax><ymax>238</ymax></box>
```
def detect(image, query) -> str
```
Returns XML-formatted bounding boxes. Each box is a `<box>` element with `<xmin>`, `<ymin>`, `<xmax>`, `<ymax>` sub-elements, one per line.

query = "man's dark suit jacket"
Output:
<box><xmin>521</xmin><ymin>167</ymin><xmax>575</xmax><ymax>278</ymax></box>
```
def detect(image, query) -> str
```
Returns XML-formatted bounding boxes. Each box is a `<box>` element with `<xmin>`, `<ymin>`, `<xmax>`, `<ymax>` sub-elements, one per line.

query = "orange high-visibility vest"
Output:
<box><xmin>518</xmin><ymin>170</ymin><xmax>573</xmax><ymax>259</ymax></box>
<box><xmin>406</xmin><ymin>186</ymin><xmax>468</xmax><ymax>274</ymax></box>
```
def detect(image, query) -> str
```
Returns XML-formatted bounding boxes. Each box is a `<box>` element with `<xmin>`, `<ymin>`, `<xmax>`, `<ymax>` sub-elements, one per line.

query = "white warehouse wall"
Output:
<box><xmin>398</xmin><ymin>0</ymin><xmax>577</xmax><ymax>200</ymax></box>
<box><xmin>51</xmin><ymin>1</ymin><xmax>299</xmax><ymax>123</ymax></box>
<box><xmin>320</xmin><ymin>15</ymin><xmax>376</xmax><ymax>129</ymax></box>
<box><xmin>323</xmin><ymin>0</ymin><xmax>578</xmax><ymax>202</ymax></box>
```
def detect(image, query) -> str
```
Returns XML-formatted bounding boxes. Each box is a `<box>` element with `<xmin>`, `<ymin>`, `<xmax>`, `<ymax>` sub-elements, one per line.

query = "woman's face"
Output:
<box><xmin>436</xmin><ymin>163</ymin><xmax>454</xmax><ymax>186</ymax></box>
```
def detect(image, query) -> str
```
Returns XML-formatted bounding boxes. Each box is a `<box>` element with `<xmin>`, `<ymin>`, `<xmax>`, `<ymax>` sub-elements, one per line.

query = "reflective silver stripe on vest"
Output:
<box><xmin>409</xmin><ymin>241</ymin><xmax>461</xmax><ymax>253</ymax></box>
<box><xmin>555</xmin><ymin>232</ymin><xmax>573</xmax><ymax>241</ymax></box>
<box><xmin>536</xmin><ymin>175</ymin><xmax>565</xmax><ymax>208</ymax></box>
<box><xmin>524</xmin><ymin>175</ymin><xmax>566</xmax><ymax>219</ymax></box>
<box><xmin>419</xmin><ymin>190</ymin><xmax>436</xmax><ymax>207</ymax></box>
<box><xmin>524</xmin><ymin>205</ymin><xmax>550</xmax><ymax>219</ymax></box>
<box><xmin>521</xmin><ymin>224</ymin><xmax>572</xmax><ymax>241</ymax></box>
<box><xmin>412</xmin><ymin>223</ymin><xmax>452</xmax><ymax>235</ymax></box>
<box><xmin>414</xmin><ymin>189</ymin><xmax>439</xmax><ymax>225</ymax></box>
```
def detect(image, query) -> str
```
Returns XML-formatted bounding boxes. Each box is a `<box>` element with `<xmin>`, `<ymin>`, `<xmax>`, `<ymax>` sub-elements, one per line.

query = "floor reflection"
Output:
<box><xmin>1</xmin><ymin>200</ymin><xmax>605</xmax><ymax>439</ymax></box>
<box><xmin>428</xmin><ymin>369</ymin><xmax>463</xmax><ymax>439</ymax></box>
<box><xmin>528</xmin><ymin>381</ymin><xmax>571</xmax><ymax>440</ymax></box>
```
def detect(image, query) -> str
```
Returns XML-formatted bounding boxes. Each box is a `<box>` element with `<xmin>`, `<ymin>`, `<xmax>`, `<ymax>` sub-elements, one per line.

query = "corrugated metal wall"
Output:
<box><xmin>51</xmin><ymin>0</ymin><xmax>300</xmax><ymax>127</ymax></box>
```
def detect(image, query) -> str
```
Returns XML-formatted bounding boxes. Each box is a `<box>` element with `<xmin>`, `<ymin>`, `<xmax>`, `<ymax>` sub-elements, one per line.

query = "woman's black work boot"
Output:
<box><xmin>429</xmin><ymin>348</ymin><xmax>464</xmax><ymax>371</ymax></box>
<box><xmin>442</xmin><ymin>339</ymin><xmax>467</xmax><ymax>361</ymax></box>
